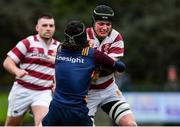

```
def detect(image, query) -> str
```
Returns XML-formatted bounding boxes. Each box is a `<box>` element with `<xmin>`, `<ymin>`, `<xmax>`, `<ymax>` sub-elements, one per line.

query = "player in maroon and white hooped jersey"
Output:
<box><xmin>3</xmin><ymin>13</ymin><xmax>60</xmax><ymax>126</ymax></box>
<box><xmin>86</xmin><ymin>5</ymin><xmax>137</xmax><ymax>126</ymax></box>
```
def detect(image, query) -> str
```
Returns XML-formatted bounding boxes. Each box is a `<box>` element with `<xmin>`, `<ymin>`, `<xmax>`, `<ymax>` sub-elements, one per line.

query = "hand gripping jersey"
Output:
<box><xmin>86</xmin><ymin>27</ymin><xmax>124</xmax><ymax>89</ymax></box>
<box><xmin>7</xmin><ymin>34</ymin><xmax>60</xmax><ymax>90</ymax></box>
<box><xmin>53</xmin><ymin>47</ymin><xmax>125</xmax><ymax>113</ymax></box>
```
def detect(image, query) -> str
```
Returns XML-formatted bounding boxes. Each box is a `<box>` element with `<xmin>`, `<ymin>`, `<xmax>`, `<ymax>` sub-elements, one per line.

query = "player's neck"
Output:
<box><xmin>42</xmin><ymin>37</ymin><xmax>52</xmax><ymax>46</ymax></box>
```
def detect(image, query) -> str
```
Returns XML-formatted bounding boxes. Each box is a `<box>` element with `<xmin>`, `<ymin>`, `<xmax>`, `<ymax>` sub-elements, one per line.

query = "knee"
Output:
<box><xmin>117</xmin><ymin>114</ymin><xmax>137</xmax><ymax>126</ymax></box>
<box><xmin>118</xmin><ymin>118</ymin><xmax>137</xmax><ymax>126</ymax></box>
<box><xmin>119</xmin><ymin>121</ymin><xmax>137</xmax><ymax>126</ymax></box>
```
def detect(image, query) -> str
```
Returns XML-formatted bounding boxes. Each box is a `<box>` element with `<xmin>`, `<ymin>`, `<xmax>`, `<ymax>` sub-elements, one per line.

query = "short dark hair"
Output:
<box><xmin>37</xmin><ymin>13</ymin><xmax>54</xmax><ymax>22</ymax></box>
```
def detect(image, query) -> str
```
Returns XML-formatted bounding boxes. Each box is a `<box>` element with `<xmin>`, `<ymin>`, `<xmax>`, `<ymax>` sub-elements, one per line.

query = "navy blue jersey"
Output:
<box><xmin>54</xmin><ymin>47</ymin><xmax>95</xmax><ymax>111</ymax></box>
<box><xmin>53</xmin><ymin>47</ymin><xmax>125</xmax><ymax>112</ymax></box>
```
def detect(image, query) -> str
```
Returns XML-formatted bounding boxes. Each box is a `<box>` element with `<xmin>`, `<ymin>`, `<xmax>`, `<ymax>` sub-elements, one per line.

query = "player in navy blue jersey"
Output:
<box><xmin>42</xmin><ymin>20</ymin><xmax>126</xmax><ymax>126</ymax></box>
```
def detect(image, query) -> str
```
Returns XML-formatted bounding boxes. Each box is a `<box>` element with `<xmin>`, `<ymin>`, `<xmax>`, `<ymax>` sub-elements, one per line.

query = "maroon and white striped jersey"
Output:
<box><xmin>7</xmin><ymin>34</ymin><xmax>60</xmax><ymax>90</ymax></box>
<box><xmin>86</xmin><ymin>27</ymin><xmax>124</xmax><ymax>89</ymax></box>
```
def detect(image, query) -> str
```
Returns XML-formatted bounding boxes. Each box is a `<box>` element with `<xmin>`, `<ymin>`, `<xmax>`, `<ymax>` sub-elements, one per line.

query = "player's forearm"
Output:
<box><xmin>3</xmin><ymin>56</ymin><xmax>20</xmax><ymax>76</ymax></box>
<box><xmin>94</xmin><ymin>49</ymin><xmax>114</xmax><ymax>67</ymax></box>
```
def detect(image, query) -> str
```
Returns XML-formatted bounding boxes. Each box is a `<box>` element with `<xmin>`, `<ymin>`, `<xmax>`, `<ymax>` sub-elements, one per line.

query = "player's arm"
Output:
<box><xmin>99</xmin><ymin>56</ymin><xmax>120</xmax><ymax>75</ymax></box>
<box><xmin>94</xmin><ymin>49</ymin><xmax>125</xmax><ymax>72</ymax></box>
<box><xmin>4</xmin><ymin>39</ymin><xmax>31</xmax><ymax>78</ymax></box>
<box><xmin>3</xmin><ymin>56</ymin><xmax>28</xmax><ymax>78</ymax></box>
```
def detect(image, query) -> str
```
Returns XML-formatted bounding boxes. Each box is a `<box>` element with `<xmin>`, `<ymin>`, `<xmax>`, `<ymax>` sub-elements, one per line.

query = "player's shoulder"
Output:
<box><xmin>110</xmin><ymin>29</ymin><xmax>123</xmax><ymax>41</ymax></box>
<box><xmin>81</xmin><ymin>47</ymin><xmax>97</xmax><ymax>58</ymax></box>
<box><xmin>111</xmin><ymin>28</ymin><xmax>122</xmax><ymax>36</ymax></box>
<box><xmin>26</xmin><ymin>34</ymin><xmax>35</xmax><ymax>40</ymax></box>
<box><xmin>22</xmin><ymin>34</ymin><xmax>38</xmax><ymax>43</ymax></box>
<box><xmin>17</xmin><ymin>35</ymin><xmax>34</xmax><ymax>46</ymax></box>
<box><xmin>82</xmin><ymin>47</ymin><xmax>94</xmax><ymax>54</ymax></box>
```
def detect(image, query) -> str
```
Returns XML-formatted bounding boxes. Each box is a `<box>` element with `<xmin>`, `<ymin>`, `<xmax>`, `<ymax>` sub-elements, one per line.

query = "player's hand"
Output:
<box><xmin>88</xmin><ymin>39</ymin><xmax>95</xmax><ymax>47</ymax></box>
<box><xmin>15</xmin><ymin>69</ymin><xmax>29</xmax><ymax>78</ymax></box>
<box><xmin>50</xmin><ymin>83</ymin><xmax>56</xmax><ymax>93</ymax></box>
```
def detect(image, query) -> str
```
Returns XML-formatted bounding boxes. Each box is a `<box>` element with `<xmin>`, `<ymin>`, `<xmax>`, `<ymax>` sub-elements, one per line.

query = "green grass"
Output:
<box><xmin>0</xmin><ymin>91</ymin><xmax>111</xmax><ymax>126</ymax></box>
<box><xmin>0</xmin><ymin>92</ymin><xmax>33</xmax><ymax>125</ymax></box>
<box><xmin>0</xmin><ymin>93</ymin><xmax>8</xmax><ymax>125</ymax></box>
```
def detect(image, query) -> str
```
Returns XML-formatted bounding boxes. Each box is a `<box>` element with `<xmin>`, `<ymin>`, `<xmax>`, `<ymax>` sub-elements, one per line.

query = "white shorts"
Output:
<box><xmin>87</xmin><ymin>81</ymin><xmax>132</xmax><ymax>120</ymax></box>
<box><xmin>7</xmin><ymin>83</ymin><xmax>52</xmax><ymax>117</ymax></box>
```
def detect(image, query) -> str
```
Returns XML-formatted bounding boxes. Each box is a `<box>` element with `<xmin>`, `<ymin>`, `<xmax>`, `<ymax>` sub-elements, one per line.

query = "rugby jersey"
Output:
<box><xmin>7</xmin><ymin>34</ymin><xmax>60</xmax><ymax>90</ymax></box>
<box><xmin>86</xmin><ymin>27</ymin><xmax>124</xmax><ymax>89</ymax></box>
<box><xmin>53</xmin><ymin>47</ymin><xmax>125</xmax><ymax>112</ymax></box>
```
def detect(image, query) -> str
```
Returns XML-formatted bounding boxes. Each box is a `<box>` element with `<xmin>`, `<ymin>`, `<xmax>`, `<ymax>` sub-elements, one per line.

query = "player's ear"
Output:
<box><xmin>35</xmin><ymin>24</ymin><xmax>39</xmax><ymax>32</ymax></box>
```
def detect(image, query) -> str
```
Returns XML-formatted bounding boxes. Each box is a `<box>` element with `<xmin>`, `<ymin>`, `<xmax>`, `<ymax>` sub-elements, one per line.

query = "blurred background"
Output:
<box><xmin>0</xmin><ymin>0</ymin><xmax>179</xmax><ymax>126</ymax></box>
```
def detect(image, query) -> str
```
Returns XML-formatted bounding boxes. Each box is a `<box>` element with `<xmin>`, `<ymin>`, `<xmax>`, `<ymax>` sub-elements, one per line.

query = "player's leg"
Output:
<box><xmin>5</xmin><ymin>116</ymin><xmax>23</xmax><ymax>126</ymax></box>
<box><xmin>99</xmin><ymin>82</ymin><xmax>137</xmax><ymax>126</ymax></box>
<box><xmin>5</xmin><ymin>84</ymin><xmax>31</xmax><ymax>126</ymax></box>
<box><xmin>101</xmin><ymin>100</ymin><xmax>137</xmax><ymax>126</ymax></box>
<box><xmin>31</xmin><ymin>90</ymin><xmax>52</xmax><ymax>126</ymax></box>
<box><xmin>31</xmin><ymin>105</ymin><xmax>49</xmax><ymax>126</ymax></box>
<box><xmin>118</xmin><ymin>113</ymin><xmax>137</xmax><ymax>126</ymax></box>
<box><xmin>87</xmin><ymin>89</ymin><xmax>102</xmax><ymax>125</ymax></box>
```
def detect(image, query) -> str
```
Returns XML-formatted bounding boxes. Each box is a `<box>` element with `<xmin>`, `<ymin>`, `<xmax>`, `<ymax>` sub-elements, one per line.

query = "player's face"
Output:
<box><xmin>94</xmin><ymin>20</ymin><xmax>112</xmax><ymax>38</ymax></box>
<box><xmin>36</xmin><ymin>18</ymin><xmax>55</xmax><ymax>39</ymax></box>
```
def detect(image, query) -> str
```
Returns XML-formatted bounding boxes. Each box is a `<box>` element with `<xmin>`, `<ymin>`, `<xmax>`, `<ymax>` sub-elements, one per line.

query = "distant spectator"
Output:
<box><xmin>164</xmin><ymin>65</ymin><xmax>179</xmax><ymax>91</ymax></box>
<box><xmin>115</xmin><ymin>72</ymin><xmax>133</xmax><ymax>91</ymax></box>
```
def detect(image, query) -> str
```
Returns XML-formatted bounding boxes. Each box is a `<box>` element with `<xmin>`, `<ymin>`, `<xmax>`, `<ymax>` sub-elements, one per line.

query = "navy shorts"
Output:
<box><xmin>42</xmin><ymin>101</ymin><xmax>92</xmax><ymax>126</ymax></box>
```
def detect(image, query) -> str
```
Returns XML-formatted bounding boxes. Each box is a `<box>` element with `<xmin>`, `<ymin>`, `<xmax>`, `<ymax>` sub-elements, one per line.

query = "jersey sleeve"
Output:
<box><xmin>94</xmin><ymin>49</ymin><xmax>125</xmax><ymax>72</ymax></box>
<box><xmin>94</xmin><ymin>49</ymin><xmax>114</xmax><ymax>67</ymax></box>
<box><xmin>7</xmin><ymin>38</ymin><xmax>30</xmax><ymax>64</ymax></box>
